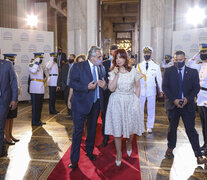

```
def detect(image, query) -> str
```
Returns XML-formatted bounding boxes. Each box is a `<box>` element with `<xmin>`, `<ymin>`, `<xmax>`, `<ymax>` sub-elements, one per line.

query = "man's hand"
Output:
<box><xmin>174</xmin><ymin>99</ymin><xmax>182</xmax><ymax>108</ymax></box>
<box><xmin>159</xmin><ymin>92</ymin><xmax>164</xmax><ymax>98</ymax></box>
<box><xmin>10</xmin><ymin>101</ymin><xmax>18</xmax><ymax>110</ymax></box>
<box><xmin>98</xmin><ymin>78</ymin><xmax>107</xmax><ymax>89</ymax></box>
<box><xmin>68</xmin><ymin>100</ymin><xmax>71</xmax><ymax>109</ymax></box>
<box><xmin>56</xmin><ymin>86</ymin><xmax>60</xmax><ymax>91</ymax></box>
<box><xmin>180</xmin><ymin>97</ymin><xmax>188</xmax><ymax>108</ymax></box>
<box><xmin>88</xmin><ymin>80</ymin><xmax>98</xmax><ymax>90</ymax></box>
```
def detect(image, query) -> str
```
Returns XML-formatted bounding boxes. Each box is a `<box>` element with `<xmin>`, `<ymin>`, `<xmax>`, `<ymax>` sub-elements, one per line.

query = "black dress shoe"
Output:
<box><xmin>68</xmin><ymin>162</ymin><xmax>78</xmax><ymax>169</ymax></box>
<box><xmin>0</xmin><ymin>150</ymin><xmax>8</xmax><ymax>157</ymax></box>
<box><xmin>12</xmin><ymin>138</ymin><xmax>20</xmax><ymax>142</ymax></box>
<box><xmin>86</xmin><ymin>152</ymin><xmax>96</xmax><ymax>161</ymax></box>
<box><xmin>6</xmin><ymin>140</ymin><xmax>15</xmax><ymax>145</ymax></box>
<box><xmin>165</xmin><ymin>148</ymin><xmax>174</xmax><ymax>159</ymax></box>
<box><xmin>50</xmin><ymin>111</ymin><xmax>59</xmax><ymax>114</ymax></box>
<box><xmin>197</xmin><ymin>156</ymin><xmax>207</xmax><ymax>164</ymax></box>
<box><xmin>39</xmin><ymin>122</ymin><xmax>46</xmax><ymax>126</ymax></box>
<box><xmin>200</xmin><ymin>144</ymin><xmax>206</xmax><ymax>151</ymax></box>
<box><xmin>102</xmin><ymin>137</ymin><xmax>109</xmax><ymax>147</ymax></box>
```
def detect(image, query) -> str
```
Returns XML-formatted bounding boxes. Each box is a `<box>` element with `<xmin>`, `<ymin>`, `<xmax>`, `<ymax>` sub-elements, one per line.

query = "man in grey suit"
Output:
<box><xmin>0</xmin><ymin>58</ymin><xmax>18</xmax><ymax>157</ymax></box>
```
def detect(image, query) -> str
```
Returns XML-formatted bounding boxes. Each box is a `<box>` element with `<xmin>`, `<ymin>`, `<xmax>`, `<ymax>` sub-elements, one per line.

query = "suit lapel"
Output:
<box><xmin>86</xmin><ymin>61</ymin><xmax>93</xmax><ymax>82</ymax></box>
<box><xmin>106</xmin><ymin>60</ymin><xmax>111</xmax><ymax>69</ymax></box>
<box><xmin>172</xmin><ymin>66</ymin><xmax>179</xmax><ymax>88</ymax></box>
<box><xmin>182</xmin><ymin>66</ymin><xmax>188</xmax><ymax>89</ymax></box>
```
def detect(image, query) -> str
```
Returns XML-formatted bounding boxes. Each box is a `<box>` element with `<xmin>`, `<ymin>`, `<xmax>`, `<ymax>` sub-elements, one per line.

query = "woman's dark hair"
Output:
<box><xmin>111</xmin><ymin>49</ymin><xmax>132</xmax><ymax>72</ymax></box>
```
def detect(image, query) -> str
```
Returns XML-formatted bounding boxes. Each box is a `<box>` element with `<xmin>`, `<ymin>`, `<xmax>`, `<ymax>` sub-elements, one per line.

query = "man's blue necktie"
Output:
<box><xmin>178</xmin><ymin>69</ymin><xmax>183</xmax><ymax>99</ymax></box>
<box><xmin>92</xmin><ymin>65</ymin><xmax>98</xmax><ymax>103</ymax></box>
<box><xmin>146</xmin><ymin>62</ymin><xmax>149</xmax><ymax>70</ymax></box>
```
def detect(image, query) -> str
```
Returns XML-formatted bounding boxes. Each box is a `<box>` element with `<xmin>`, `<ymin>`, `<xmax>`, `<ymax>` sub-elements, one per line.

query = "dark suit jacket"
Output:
<box><xmin>102</xmin><ymin>59</ymin><xmax>112</xmax><ymax>113</ymax></box>
<box><xmin>0</xmin><ymin>60</ymin><xmax>18</xmax><ymax>107</ymax></box>
<box><xmin>162</xmin><ymin>65</ymin><xmax>200</xmax><ymax>111</ymax></box>
<box><xmin>103</xmin><ymin>59</ymin><xmax>111</xmax><ymax>84</ymax></box>
<box><xmin>57</xmin><ymin>52</ymin><xmax>67</xmax><ymax>68</ymax></box>
<box><xmin>57</xmin><ymin>63</ymin><xmax>69</xmax><ymax>91</ymax></box>
<box><xmin>69</xmin><ymin>60</ymin><xmax>105</xmax><ymax>114</ymax></box>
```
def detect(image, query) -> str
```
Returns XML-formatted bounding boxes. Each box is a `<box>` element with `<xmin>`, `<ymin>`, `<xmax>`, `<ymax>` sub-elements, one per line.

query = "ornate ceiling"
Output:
<box><xmin>102</xmin><ymin>0</ymin><xmax>139</xmax><ymax>24</ymax></box>
<box><xmin>32</xmin><ymin>0</ymin><xmax>67</xmax><ymax>16</ymax></box>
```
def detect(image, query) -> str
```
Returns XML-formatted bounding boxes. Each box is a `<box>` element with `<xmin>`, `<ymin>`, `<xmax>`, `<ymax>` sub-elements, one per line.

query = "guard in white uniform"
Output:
<box><xmin>28</xmin><ymin>52</ymin><xmax>46</xmax><ymax>126</ymax></box>
<box><xmin>137</xmin><ymin>46</ymin><xmax>163</xmax><ymax>133</ymax></box>
<box><xmin>161</xmin><ymin>55</ymin><xmax>174</xmax><ymax>69</ymax></box>
<box><xmin>188</xmin><ymin>43</ymin><xmax>207</xmax><ymax>151</ymax></box>
<box><xmin>46</xmin><ymin>52</ymin><xmax>59</xmax><ymax>114</ymax></box>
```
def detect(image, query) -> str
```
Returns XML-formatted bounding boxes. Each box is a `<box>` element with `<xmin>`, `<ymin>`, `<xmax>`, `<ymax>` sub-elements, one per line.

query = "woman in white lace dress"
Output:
<box><xmin>105</xmin><ymin>49</ymin><xmax>144</xmax><ymax>166</ymax></box>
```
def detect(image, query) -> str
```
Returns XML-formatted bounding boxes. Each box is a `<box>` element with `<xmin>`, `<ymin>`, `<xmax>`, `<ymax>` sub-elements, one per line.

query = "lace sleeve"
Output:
<box><xmin>108</xmin><ymin>70</ymin><xmax>115</xmax><ymax>81</ymax></box>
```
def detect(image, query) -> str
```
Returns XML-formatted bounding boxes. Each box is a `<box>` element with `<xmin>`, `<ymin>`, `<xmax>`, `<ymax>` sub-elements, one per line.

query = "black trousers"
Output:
<box><xmin>198</xmin><ymin>106</ymin><xmax>207</xmax><ymax>146</ymax></box>
<box><xmin>70</xmin><ymin>100</ymin><xmax>100</xmax><ymax>163</ymax></box>
<box><xmin>31</xmin><ymin>93</ymin><xmax>44</xmax><ymax>125</ymax></box>
<box><xmin>0</xmin><ymin>104</ymin><xmax>9</xmax><ymax>155</ymax></box>
<box><xmin>167</xmin><ymin>106</ymin><xmax>202</xmax><ymax>157</ymax></box>
<box><xmin>63</xmin><ymin>86</ymin><xmax>70</xmax><ymax>114</ymax></box>
<box><xmin>49</xmin><ymin>86</ymin><xmax>57</xmax><ymax>113</ymax></box>
<box><xmin>101</xmin><ymin>89</ymin><xmax>111</xmax><ymax>139</ymax></box>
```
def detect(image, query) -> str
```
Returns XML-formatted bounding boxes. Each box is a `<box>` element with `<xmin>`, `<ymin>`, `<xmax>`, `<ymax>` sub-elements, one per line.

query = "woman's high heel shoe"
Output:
<box><xmin>115</xmin><ymin>159</ymin><xmax>121</xmax><ymax>166</ymax></box>
<box><xmin>127</xmin><ymin>149</ymin><xmax>132</xmax><ymax>157</ymax></box>
<box><xmin>126</xmin><ymin>141</ymin><xmax>132</xmax><ymax>157</ymax></box>
<box><xmin>115</xmin><ymin>153</ymin><xmax>122</xmax><ymax>166</ymax></box>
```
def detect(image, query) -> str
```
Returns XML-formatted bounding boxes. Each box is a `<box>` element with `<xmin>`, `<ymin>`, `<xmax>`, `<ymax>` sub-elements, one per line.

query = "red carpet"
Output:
<box><xmin>47</xmin><ymin>116</ymin><xmax>142</xmax><ymax>180</ymax></box>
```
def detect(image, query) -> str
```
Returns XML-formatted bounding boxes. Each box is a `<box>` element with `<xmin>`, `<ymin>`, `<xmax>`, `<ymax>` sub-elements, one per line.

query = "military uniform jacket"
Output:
<box><xmin>28</xmin><ymin>61</ymin><xmax>45</xmax><ymax>94</ymax></box>
<box><xmin>161</xmin><ymin>60</ymin><xmax>174</xmax><ymax>69</ymax></box>
<box><xmin>137</xmin><ymin>60</ymin><xmax>163</xmax><ymax>97</ymax></box>
<box><xmin>188</xmin><ymin>59</ymin><xmax>207</xmax><ymax>106</ymax></box>
<box><xmin>46</xmin><ymin>57</ymin><xmax>58</xmax><ymax>87</ymax></box>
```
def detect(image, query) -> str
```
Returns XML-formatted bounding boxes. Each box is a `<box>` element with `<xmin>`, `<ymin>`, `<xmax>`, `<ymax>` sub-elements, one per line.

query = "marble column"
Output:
<box><xmin>139</xmin><ymin>0</ymin><xmax>165</xmax><ymax>63</ymax></box>
<box><xmin>87</xmin><ymin>0</ymin><xmax>98</xmax><ymax>50</ymax></box>
<box><xmin>17</xmin><ymin>0</ymin><xmax>27</xmax><ymax>29</ymax></box>
<box><xmin>151</xmin><ymin>0</ymin><xmax>165</xmax><ymax>64</ymax></box>
<box><xmin>67</xmin><ymin>0</ymin><xmax>75</xmax><ymax>54</ymax></box>
<box><xmin>67</xmin><ymin>0</ymin><xmax>87</xmax><ymax>55</ymax></box>
<box><xmin>132</xmin><ymin>31</ymin><xmax>135</xmax><ymax>55</ymax></box>
<box><xmin>34</xmin><ymin>2</ymin><xmax>48</xmax><ymax>31</ymax></box>
<box><xmin>139</xmin><ymin>0</ymin><xmax>152</xmax><ymax>61</ymax></box>
<box><xmin>53</xmin><ymin>11</ymin><xmax>58</xmax><ymax>51</ymax></box>
<box><xmin>175</xmin><ymin>0</ymin><xmax>191</xmax><ymax>31</ymax></box>
<box><xmin>164</xmin><ymin>0</ymin><xmax>174</xmax><ymax>56</ymax></box>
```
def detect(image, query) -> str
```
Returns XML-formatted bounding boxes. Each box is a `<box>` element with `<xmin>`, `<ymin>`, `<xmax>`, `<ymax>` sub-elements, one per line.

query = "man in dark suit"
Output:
<box><xmin>66</xmin><ymin>54</ymin><xmax>75</xmax><ymax>115</ymax></box>
<box><xmin>68</xmin><ymin>46</ymin><xmax>106</xmax><ymax>169</ymax></box>
<box><xmin>101</xmin><ymin>44</ymin><xmax>118</xmax><ymax>146</ymax></box>
<box><xmin>57</xmin><ymin>59</ymin><xmax>70</xmax><ymax>115</ymax></box>
<box><xmin>0</xmin><ymin>58</ymin><xmax>18</xmax><ymax>157</ymax></box>
<box><xmin>57</xmin><ymin>47</ymin><xmax>67</xmax><ymax>69</ymax></box>
<box><xmin>163</xmin><ymin>50</ymin><xmax>207</xmax><ymax>164</ymax></box>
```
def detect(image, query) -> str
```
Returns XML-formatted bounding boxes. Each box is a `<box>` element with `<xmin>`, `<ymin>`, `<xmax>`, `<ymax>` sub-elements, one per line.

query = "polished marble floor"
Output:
<box><xmin>0</xmin><ymin>100</ymin><xmax>207</xmax><ymax>180</ymax></box>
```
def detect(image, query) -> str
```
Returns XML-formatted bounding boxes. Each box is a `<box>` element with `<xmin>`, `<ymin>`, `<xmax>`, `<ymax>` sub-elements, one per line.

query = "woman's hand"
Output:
<box><xmin>114</xmin><ymin>67</ymin><xmax>119</xmax><ymax>75</ymax></box>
